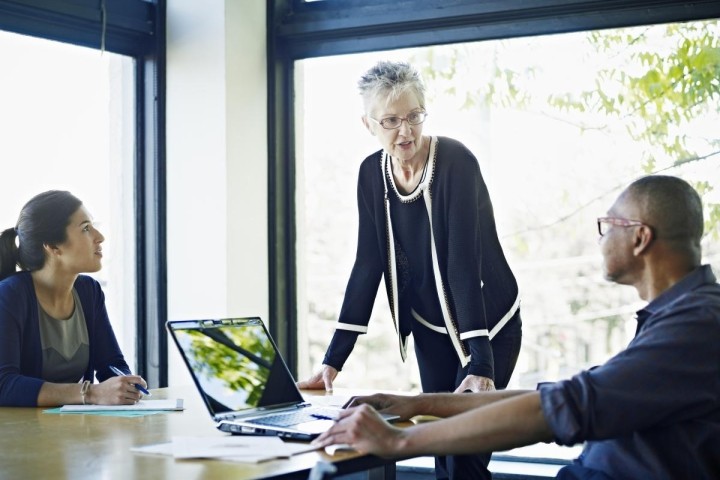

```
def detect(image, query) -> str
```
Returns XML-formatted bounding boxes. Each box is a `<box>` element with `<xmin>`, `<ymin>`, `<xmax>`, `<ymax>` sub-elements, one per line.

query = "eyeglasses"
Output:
<box><xmin>597</xmin><ymin>217</ymin><xmax>652</xmax><ymax>237</ymax></box>
<box><xmin>368</xmin><ymin>110</ymin><xmax>428</xmax><ymax>129</ymax></box>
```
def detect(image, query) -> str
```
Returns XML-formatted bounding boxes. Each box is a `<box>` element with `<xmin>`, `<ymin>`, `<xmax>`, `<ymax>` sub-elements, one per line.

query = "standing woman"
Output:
<box><xmin>0</xmin><ymin>190</ymin><xmax>147</xmax><ymax>407</ymax></box>
<box><xmin>297</xmin><ymin>61</ymin><xmax>522</xmax><ymax>479</ymax></box>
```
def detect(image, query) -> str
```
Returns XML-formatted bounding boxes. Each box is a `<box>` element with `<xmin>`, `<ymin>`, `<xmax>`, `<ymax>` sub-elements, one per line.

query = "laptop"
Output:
<box><xmin>167</xmin><ymin>317</ymin><xmax>398</xmax><ymax>440</ymax></box>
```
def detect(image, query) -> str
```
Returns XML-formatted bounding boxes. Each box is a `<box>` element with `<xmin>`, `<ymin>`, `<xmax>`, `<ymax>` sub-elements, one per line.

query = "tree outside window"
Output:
<box><xmin>295</xmin><ymin>19</ymin><xmax>719</xmax><ymax>391</ymax></box>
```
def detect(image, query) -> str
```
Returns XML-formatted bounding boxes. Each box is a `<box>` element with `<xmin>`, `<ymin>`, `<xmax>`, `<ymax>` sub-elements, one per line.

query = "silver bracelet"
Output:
<box><xmin>80</xmin><ymin>380</ymin><xmax>91</xmax><ymax>405</ymax></box>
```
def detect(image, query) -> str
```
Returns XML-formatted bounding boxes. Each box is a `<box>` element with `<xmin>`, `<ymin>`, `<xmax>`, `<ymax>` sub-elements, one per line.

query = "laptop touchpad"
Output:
<box><xmin>294</xmin><ymin>419</ymin><xmax>334</xmax><ymax>434</ymax></box>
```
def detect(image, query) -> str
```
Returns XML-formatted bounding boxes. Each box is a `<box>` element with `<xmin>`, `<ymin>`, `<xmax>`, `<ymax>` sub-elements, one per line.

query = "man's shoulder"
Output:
<box><xmin>643</xmin><ymin>277</ymin><xmax>720</xmax><ymax>336</ymax></box>
<box><xmin>669</xmin><ymin>266</ymin><xmax>720</xmax><ymax>311</ymax></box>
<box><xmin>647</xmin><ymin>265</ymin><xmax>720</xmax><ymax>315</ymax></box>
<box><xmin>677</xmin><ymin>283</ymin><xmax>720</xmax><ymax>324</ymax></box>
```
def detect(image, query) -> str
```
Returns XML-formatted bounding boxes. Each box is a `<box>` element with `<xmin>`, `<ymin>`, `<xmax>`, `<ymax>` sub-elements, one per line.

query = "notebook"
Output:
<box><xmin>167</xmin><ymin>317</ymin><xmax>398</xmax><ymax>440</ymax></box>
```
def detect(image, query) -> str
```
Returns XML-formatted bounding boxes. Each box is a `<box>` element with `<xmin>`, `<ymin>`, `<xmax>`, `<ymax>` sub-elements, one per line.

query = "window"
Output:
<box><xmin>0</xmin><ymin>0</ymin><xmax>165</xmax><ymax>384</ymax></box>
<box><xmin>294</xmin><ymin>20</ymin><xmax>720</xmax><ymax>390</ymax></box>
<box><xmin>0</xmin><ymin>30</ymin><xmax>138</xmax><ymax>367</ymax></box>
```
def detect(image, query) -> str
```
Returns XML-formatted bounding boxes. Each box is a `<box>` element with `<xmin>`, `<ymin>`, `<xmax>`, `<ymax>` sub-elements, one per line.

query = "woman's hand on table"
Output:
<box><xmin>454</xmin><ymin>375</ymin><xmax>495</xmax><ymax>393</ymax></box>
<box><xmin>296</xmin><ymin>364</ymin><xmax>338</xmax><ymax>392</ymax></box>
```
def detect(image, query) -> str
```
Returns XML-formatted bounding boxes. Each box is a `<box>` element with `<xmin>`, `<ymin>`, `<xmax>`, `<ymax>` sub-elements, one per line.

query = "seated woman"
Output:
<box><xmin>0</xmin><ymin>190</ymin><xmax>147</xmax><ymax>407</ymax></box>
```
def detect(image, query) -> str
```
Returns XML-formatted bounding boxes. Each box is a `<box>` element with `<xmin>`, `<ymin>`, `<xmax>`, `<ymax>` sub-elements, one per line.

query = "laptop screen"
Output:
<box><xmin>167</xmin><ymin>318</ymin><xmax>305</xmax><ymax>416</ymax></box>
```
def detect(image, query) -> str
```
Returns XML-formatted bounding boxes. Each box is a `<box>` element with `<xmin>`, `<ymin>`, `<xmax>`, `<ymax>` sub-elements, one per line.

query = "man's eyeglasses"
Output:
<box><xmin>597</xmin><ymin>217</ymin><xmax>652</xmax><ymax>237</ymax></box>
<box><xmin>369</xmin><ymin>110</ymin><xmax>428</xmax><ymax>130</ymax></box>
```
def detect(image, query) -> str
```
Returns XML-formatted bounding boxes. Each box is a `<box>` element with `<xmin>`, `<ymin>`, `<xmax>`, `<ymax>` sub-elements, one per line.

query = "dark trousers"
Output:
<box><xmin>412</xmin><ymin>310</ymin><xmax>522</xmax><ymax>480</ymax></box>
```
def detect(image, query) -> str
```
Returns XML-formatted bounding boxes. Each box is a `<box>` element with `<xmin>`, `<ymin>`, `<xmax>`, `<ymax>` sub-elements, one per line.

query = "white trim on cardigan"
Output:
<box><xmin>489</xmin><ymin>291</ymin><xmax>521</xmax><ymax>339</ymax></box>
<box><xmin>411</xmin><ymin>308</ymin><xmax>448</xmax><ymax>335</ymax></box>
<box><xmin>385</xmin><ymin>136</ymin><xmax>521</xmax><ymax>366</ymax></box>
<box><xmin>383</xmin><ymin>136</ymin><xmax>469</xmax><ymax>366</ymax></box>
<box><xmin>383</xmin><ymin>151</ymin><xmax>405</xmax><ymax>362</ymax></box>
<box><xmin>334</xmin><ymin>322</ymin><xmax>369</xmax><ymax>334</ymax></box>
<box><xmin>460</xmin><ymin>329</ymin><xmax>490</xmax><ymax>340</ymax></box>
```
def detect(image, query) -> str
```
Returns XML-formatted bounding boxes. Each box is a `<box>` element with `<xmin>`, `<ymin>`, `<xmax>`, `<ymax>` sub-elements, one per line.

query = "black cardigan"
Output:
<box><xmin>323</xmin><ymin>136</ymin><xmax>520</xmax><ymax>380</ymax></box>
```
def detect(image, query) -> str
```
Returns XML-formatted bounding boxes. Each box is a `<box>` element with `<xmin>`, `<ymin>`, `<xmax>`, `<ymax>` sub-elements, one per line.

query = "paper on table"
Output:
<box><xmin>58</xmin><ymin>398</ymin><xmax>184</xmax><ymax>412</ymax></box>
<box><xmin>173</xmin><ymin>435</ymin><xmax>315</xmax><ymax>460</ymax></box>
<box><xmin>132</xmin><ymin>436</ymin><xmax>318</xmax><ymax>464</ymax></box>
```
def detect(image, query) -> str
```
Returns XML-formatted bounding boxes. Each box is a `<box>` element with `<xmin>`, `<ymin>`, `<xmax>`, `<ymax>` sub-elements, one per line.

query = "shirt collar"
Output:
<box><xmin>635</xmin><ymin>264</ymin><xmax>716</xmax><ymax>332</ymax></box>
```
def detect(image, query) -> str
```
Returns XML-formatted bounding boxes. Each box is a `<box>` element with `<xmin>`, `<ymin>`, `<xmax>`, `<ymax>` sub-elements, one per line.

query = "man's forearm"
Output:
<box><xmin>415</xmin><ymin>389</ymin><xmax>533</xmax><ymax>418</ymax></box>
<box><xmin>398</xmin><ymin>391</ymin><xmax>553</xmax><ymax>456</ymax></box>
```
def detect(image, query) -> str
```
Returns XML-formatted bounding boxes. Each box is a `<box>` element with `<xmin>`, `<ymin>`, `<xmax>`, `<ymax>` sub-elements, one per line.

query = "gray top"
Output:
<box><xmin>39</xmin><ymin>289</ymin><xmax>90</xmax><ymax>383</ymax></box>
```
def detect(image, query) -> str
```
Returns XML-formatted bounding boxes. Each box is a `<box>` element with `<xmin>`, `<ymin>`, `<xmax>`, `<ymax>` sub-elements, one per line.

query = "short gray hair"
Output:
<box><xmin>358</xmin><ymin>61</ymin><xmax>426</xmax><ymax>113</ymax></box>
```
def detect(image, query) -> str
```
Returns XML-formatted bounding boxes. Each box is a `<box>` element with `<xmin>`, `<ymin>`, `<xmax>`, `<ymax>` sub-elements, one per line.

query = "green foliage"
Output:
<box><xmin>580</xmin><ymin>21</ymin><xmax>720</xmax><ymax>239</ymax></box>
<box><xmin>707</xmin><ymin>203</ymin><xmax>720</xmax><ymax>241</ymax></box>
<box><xmin>573</xmin><ymin>22</ymin><xmax>720</xmax><ymax>174</ymax></box>
<box><xmin>412</xmin><ymin>42</ymin><xmax>534</xmax><ymax>111</ymax></box>
<box><xmin>414</xmin><ymin>20</ymin><xmax>720</xmax><ymax>240</ymax></box>
<box><xmin>182</xmin><ymin>328</ymin><xmax>276</xmax><ymax>407</ymax></box>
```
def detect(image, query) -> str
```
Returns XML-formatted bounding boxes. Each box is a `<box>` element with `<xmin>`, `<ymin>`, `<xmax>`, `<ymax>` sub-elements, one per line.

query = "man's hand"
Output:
<box><xmin>312</xmin><ymin>404</ymin><xmax>407</xmax><ymax>456</ymax></box>
<box><xmin>344</xmin><ymin>392</ymin><xmax>419</xmax><ymax>421</ymax></box>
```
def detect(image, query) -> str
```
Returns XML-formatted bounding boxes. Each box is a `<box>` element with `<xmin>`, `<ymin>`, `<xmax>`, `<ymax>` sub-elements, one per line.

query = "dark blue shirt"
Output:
<box><xmin>540</xmin><ymin>265</ymin><xmax>720</xmax><ymax>479</ymax></box>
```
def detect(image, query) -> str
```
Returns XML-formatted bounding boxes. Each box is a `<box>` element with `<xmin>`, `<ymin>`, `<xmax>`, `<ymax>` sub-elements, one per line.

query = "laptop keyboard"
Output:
<box><xmin>250</xmin><ymin>407</ymin><xmax>340</xmax><ymax>426</ymax></box>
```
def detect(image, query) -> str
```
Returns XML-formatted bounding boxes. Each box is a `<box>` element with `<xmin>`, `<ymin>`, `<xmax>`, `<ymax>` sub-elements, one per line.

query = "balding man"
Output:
<box><xmin>313</xmin><ymin>175</ymin><xmax>720</xmax><ymax>480</ymax></box>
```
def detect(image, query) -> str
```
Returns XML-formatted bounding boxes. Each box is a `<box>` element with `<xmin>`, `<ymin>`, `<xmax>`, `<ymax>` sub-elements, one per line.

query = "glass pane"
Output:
<box><xmin>0</xmin><ymin>31</ymin><xmax>137</xmax><ymax>369</ymax></box>
<box><xmin>295</xmin><ymin>20</ymin><xmax>720</xmax><ymax>391</ymax></box>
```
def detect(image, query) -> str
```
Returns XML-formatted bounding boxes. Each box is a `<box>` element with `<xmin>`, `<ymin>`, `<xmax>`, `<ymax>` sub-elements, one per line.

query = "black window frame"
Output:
<box><xmin>0</xmin><ymin>0</ymin><xmax>168</xmax><ymax>387</ymax></box>
<box><xmin>268</xmin><ymin>0</ymin><xmax>720</xmax><ymax>374</ymax></box>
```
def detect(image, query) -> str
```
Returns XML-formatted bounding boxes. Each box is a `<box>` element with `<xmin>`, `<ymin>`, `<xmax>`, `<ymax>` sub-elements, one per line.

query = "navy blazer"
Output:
<box><xmin>0</xmin><ymin>272</ymin><xmax>129</xmax><ymax>406</ymax></box>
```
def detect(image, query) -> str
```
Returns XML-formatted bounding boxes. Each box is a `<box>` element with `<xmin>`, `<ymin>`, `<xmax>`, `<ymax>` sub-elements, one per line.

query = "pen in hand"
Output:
<box><xmin>109</xmin><ymin>365</ymin><xmax>151</xmax><ymax>396</ymax></box>
<box><xmin>310</xmin><ymin>413</ymin><xmax>338</xmax><ymax>421</ymax></box>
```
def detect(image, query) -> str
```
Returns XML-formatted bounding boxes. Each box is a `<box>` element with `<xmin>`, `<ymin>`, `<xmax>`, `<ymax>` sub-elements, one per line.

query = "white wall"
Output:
<box><xmin>166</xmin><ymin>1</ymin><xmax>268</xmax><ymax>386</ymax></box>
